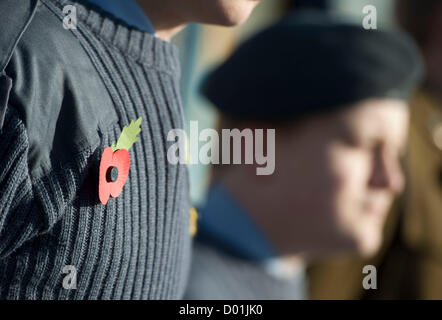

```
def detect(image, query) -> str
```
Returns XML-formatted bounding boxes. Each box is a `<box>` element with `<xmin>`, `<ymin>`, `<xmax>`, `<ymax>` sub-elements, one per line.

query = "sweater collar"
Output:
<box><xmin>50</xmin><ymin>0</ymin><xmax>180</xmax><ymax>76</ymax></box>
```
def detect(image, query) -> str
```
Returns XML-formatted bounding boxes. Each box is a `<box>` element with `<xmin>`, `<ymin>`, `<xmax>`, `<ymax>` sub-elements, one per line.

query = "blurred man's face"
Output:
<box><xmin>176</xmin><ymin>0</ymin><xmax>260</xmax><ymax>26</ymax></box>
<box><xmin>269</xmin><ymin>99</ymin><xmax>409</xmax><ymax>258</ymax></box>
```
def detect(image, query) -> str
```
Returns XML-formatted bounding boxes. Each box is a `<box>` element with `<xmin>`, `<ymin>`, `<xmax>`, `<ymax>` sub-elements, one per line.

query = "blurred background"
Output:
<box><xmin>174</xmin><ymin>0</ymin><xmax>442</xmax><ymax>299</ymax></box>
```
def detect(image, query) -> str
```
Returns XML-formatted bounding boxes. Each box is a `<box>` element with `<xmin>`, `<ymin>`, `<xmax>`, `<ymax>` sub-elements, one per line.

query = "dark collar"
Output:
<box><xmin>196</xmin><ymin>182</ymin><xmax>277</xmax><ymax>262</ymax></box>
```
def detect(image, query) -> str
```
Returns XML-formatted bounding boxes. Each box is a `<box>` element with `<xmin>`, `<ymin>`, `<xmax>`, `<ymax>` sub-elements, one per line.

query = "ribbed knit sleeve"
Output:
<box><xmin>0</xmin><ymin>107</ymin><xmax>41</xmax><ymax>259</ymax></box>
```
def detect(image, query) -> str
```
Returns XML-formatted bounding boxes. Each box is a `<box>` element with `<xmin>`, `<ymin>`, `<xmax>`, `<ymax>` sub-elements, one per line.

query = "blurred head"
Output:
<box><xmin>205</xmin><ymin>10</ymin><xmax>422</xmax><ymax>260</ymax></box>
<box><xmin>219</xmin><ymin>98</ymin><xmax>409</xmax><ymax>259</ymax></box>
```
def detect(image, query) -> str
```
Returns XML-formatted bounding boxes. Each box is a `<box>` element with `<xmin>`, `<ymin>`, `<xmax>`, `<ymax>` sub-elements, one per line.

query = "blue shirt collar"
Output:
<box><xmin>197</xmin><ymin>182</ymin><xmax>277</xmax><ymax>261</ymax></box>
<box><xmin>87</xmin><ymin>0</ymin><xmax>155</xmax><ymax>34</ymax></box>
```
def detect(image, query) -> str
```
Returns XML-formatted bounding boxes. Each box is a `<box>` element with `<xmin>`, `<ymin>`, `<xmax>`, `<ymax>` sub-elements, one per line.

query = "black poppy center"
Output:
<box><xmin>106</xmin><ymin>166</ymin><xmax>119</xmax><ymax>182</ymax></box>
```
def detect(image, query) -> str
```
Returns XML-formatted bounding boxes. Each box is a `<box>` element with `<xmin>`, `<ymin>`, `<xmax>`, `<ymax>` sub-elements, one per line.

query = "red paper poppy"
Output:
<box><xmin>98</xmin><ymin>147</ymin><xmax>130</xmax><ymax>205</ymax></box>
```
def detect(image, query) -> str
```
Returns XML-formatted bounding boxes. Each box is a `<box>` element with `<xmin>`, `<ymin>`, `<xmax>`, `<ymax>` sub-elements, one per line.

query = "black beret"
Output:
<box><xmin>201</xmin><ymin>10</ymin><xmax>424</xmax><ymax>121</ymax></box>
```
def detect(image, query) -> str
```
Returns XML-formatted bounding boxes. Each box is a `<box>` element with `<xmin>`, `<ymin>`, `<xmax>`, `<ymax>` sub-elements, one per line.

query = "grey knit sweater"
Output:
<box><xmin>0</xmin><ymin>0</ymin><xmax>191</xmax><ymax>299</ymax></box>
